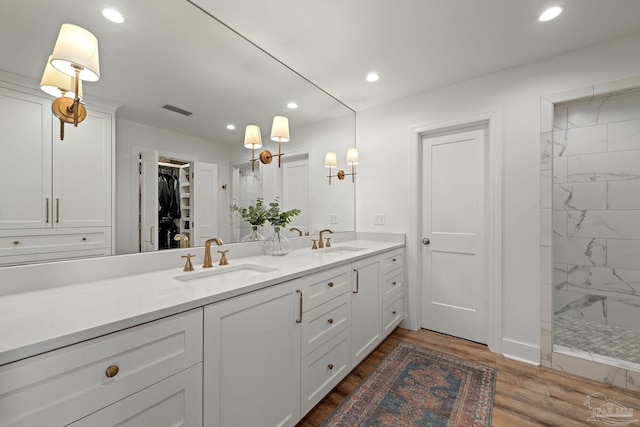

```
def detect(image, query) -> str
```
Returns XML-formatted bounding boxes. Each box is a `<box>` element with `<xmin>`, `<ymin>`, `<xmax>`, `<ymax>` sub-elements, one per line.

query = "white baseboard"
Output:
<box><xmin>502</xmin><ymin>338</ymin><xmax>541</xmax><ymax>366</ymax></box>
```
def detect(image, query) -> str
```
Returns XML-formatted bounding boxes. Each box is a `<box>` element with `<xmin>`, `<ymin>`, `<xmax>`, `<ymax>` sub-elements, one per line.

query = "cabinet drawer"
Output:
<box><xmin>0</xmin><ymin>309</ymin><xmax>203</xmax><ymax>427</ymax></box>
<box><xmin>383</xmin><ymin>294</ymin><xmax>404</xmax><ymax>337</ymax></box>
<box><xmin>381</xmin><ymin>249</ymin><xmax>404</xmax><ymax>275</ymax></box>
<box><xmin>301</xmin><ymin>328</ymin><xmax>351</xmax><ymax>415</ymax></box>
<box><xmin>382</xmin><ymin>269</ymin><xmax>403</xmax><ymax>301</ymax></box>
<box><xmin>69</xmin><ymin>363</ymin><xmax>203</xmax><ymax>427</ymax></box>
<box><xmin>301</xmin><ymin>292</ymin><xmax>350</xmax><ymax>357</ymax></box>
<box><xmin>299</xmin><ymin>265</ymin><xmax>351</xmax><ymax>311</ymax></box>
<box><xmin>0</xmin><ymin>228</ymin><xmax>110</xmax><ymax>257</ymax></box>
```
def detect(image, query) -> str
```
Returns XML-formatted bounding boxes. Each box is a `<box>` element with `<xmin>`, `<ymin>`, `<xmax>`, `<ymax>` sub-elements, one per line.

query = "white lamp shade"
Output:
<box><xmin>325</xmin><ymin>152</ymin><xmax>337</xmax><ymax>168</ymax></box>
<box><xmin>50</xmin><ymin>24</ymin><xmax>100</xmax><ymax>82</ymax></box>
<box><xmin>270</xmin><ymin>116</ymin><xmax>290</xmax><ymax>142</ymax></box>
<box><xmin>346</xmin><ymin>148</ymin><xmax>359</xmax><ymax>165</ymax></box>
<box><xmin>244</xmin><ymin>125</ymin><xmax>262</xmax><ymax>148</ymax></box>
<box><xmin>40</xmin><ymin>56</ymin><xmax>82</xmax><ymax>99</ymax></box>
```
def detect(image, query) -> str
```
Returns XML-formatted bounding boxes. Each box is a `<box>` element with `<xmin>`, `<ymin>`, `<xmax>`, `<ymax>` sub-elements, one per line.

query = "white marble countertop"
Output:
<box><xmin>0</xmin><ymin>238</ymin><xmax>404</xmax><ymax>366</ymax></box>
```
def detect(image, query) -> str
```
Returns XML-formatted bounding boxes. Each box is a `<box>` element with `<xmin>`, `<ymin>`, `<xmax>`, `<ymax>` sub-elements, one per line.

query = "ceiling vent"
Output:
<box><xmin>162</xmin><ymin>104</ymin><xmax>192</xmax><ymax>116</ymax></box>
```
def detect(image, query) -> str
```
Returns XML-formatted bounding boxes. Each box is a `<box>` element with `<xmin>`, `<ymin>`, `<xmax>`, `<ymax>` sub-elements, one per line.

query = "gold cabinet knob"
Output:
<box><xmin>392</xmin><ymin>311</ymin><xmax>397</xmax><ymax>316</ymax></box>
<box><xmin>392</xmin><ymin>258</ymin><xmax>397</xmax><ymax>262</ymax></box>
<box><xmin>392</xmin><ymin>281</ymin><xmax>397</xmax><ymax>286</ymax></box>
<box><xmin>327</xmin><ymin>318</ymin><xmax>334</xmax><ymax>324</ymax></box>
<box><xmin>82</xmin><ymin>237</ymin><xmax>87</xmax><ymax>241</ymax></box>
<box><xmin>327</xmin><ymin>282</ymin><xmax>334</xmax><ymax>288</ymax></box>
<box><xmin>327</xmin><ymin>364</ymin><xmax>334</xmax><ymax>370</ymax></box>
<box><xmin>13</xmin><ymin>241</ymin><xmax>19</xmax><ymax>245</ymax></box>
<box><xmin>105</xmin><ymin>365</ymin><xmax>120</xmax><ymax>378</ymax></box>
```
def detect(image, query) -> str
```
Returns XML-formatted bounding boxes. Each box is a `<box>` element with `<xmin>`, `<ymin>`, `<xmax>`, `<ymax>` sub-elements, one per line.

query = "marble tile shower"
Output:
<box><xmin>551</xmin><ymin>89</ymin><xmax>640</xmax><ymax>370</ymax></box>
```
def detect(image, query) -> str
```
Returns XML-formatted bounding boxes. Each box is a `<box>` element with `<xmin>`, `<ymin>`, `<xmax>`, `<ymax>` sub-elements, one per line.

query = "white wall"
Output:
<box><xmin>115</xmin><ymin>119</ymin><xmax>232</xmax><ymax>254</ymax></box>
<box><xmin>355</xmin><ymin>32</ymin><xmax>640</xmax><ymax>363</ymax></box>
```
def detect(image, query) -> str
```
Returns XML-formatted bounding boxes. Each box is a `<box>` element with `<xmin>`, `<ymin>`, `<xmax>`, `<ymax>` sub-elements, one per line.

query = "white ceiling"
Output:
<box><xmin>197</xmin><ymin>0</ymin><xmax>640</xmax><ymax>111</ymax></box>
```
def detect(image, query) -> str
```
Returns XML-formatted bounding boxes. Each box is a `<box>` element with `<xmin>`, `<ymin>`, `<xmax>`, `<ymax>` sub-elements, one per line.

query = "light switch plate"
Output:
<box><xmin>374</xmin><ymin>213</ymin><xmax>385</xmax><ymax>225</ymax></box>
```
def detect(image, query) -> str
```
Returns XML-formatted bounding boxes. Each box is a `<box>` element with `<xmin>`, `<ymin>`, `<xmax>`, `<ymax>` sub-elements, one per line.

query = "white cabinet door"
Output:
<box><xmin>69</xmin><ymin>364</ymin><xmax>203</xmax><ymax>427</ymax></box>
<box><xmin>0</xmin><ymin>86</ymin><xmax>52</xmax><ymax>230</ymax></box>
<box><xmin>351</xmin><ymin>257</ymin><xmax>382</xmax><ymax>366</ymax></box>
<box><xmin>204</xmin><ymin>280</ymin><xmax>301</xmax><ymax>427</ymax></box>
<box><xmin>52</xmin><ymin>110</ymin><xmax>112</xmax><ymax>228</ymax></box>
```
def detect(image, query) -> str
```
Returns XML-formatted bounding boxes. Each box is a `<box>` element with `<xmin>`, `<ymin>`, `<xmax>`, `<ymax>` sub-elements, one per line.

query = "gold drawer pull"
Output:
<box><xmin>327</xmin><ymin>364</ymin><xmax>334</xmax><ymax>370</ymax></box>
<box><xmin>392</xmin><ymin>258</ymin><xmax>397</xmax><ymax>262</ymax></box>
<box><xmin>13</xmin><ymin>241</ymin><xmax>19</xmax><ymax>245</ymax></box>
<box><xmin>82</xmin><ymin>237</ymin><xmax>87</xmax><ymax>241</ymax></box>
<box><xmin>327</xmin><ymin>318</ymin><xmax>334</xmax><ymax>324</ymax></box>
<box><xmin>105</xmin><ymin>365</ymin><xmax>120</xmax><ymax>378</ymax></box>
<box><xmin>392</xmin><ymin>281</ymin><xmax>397</xmax><ymax>286</ymax></box>
<box><xmin>392</xmin><ymin>310</ymin><xmax>397</xmax><ymax>316</ymax></box>
<box><xmin>327</xmin><ymin>282</ymin><xmax>334</xmax><ymax>288</ymax></box>
<box><xmin>296</xmin><ymin>289</ymin><xmax>303</xmax><ymax>323</ymax></box>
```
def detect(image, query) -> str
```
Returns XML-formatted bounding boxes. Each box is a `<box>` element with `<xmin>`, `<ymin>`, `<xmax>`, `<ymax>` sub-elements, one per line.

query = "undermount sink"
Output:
<box><xmin>174</xmin><ymin>264</ymin><xmax>278</xmax><ymax>285</ymax></box>
<box><xmin>320</xmin><ymin>246</ymin><xmax>366</xmax><ymax>254</ymax></box>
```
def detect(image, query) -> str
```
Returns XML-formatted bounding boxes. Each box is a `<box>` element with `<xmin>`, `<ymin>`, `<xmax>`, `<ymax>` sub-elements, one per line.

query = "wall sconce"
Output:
<box><xmin>48</xmin><ymin>23</ymin><xmax>100</xmax><ymax>140</ymax></box>
<box><xmin>325</xmin><ymin>148</ymin><xmax>359</xmax><ymax>185</ymax></box>
<box><xmin>244</xmin><ymin>124</ymin><xmax>262</xmax><ymax>172</ymax></box>
<box><xmin>260</xmin><ymin>115</ymin><xmax>289</xmax><ymax>167</ymax></box>
<box><xmin>40</xmin><ymin>55</ymin><xmax>83</xmax><ymax>100</ymax></box>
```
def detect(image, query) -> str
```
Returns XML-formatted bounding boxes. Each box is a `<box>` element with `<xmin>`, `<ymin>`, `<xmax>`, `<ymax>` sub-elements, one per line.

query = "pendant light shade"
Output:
<box><xmin>50</xmin><ymin>23</ymin><xmax>100</xmax><ymax>82</ymax></box>
<box><xmin>40</xmin><ymin>56</ymin><xmax>82</xmax><ymax>99</ymax></box>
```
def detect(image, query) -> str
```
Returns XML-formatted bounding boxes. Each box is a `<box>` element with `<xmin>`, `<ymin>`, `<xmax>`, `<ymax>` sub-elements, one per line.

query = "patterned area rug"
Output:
<box><xmin>321</xmin><ymin>341</ymin><xmax>496</xmax><ymax>427</ymax></box>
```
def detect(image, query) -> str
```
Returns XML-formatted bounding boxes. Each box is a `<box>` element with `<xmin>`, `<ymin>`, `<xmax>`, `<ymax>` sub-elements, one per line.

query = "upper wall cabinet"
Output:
<box><xmin>0</xmin><ymin>83</ymin><xmax>113</xmax><ymax>265</ymax></box>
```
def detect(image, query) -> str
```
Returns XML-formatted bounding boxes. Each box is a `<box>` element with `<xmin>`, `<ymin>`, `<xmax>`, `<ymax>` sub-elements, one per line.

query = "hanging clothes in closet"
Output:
<box><xmin>158</xmin><ymin>170</ymin><xmax>181</xmax><ymax>249</ymax></box>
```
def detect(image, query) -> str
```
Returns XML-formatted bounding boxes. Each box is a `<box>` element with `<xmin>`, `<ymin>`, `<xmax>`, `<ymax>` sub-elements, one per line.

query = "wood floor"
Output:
<box><xmin>297</xmin><ymin>327</ymin><xmax>640</xmax><ymax>426</ymax></box>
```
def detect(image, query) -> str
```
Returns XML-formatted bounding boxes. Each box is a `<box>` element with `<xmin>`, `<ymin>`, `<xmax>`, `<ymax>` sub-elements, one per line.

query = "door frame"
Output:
<box><xmin>407</xmin><ymin>109</ymin><xmax>503</xmax><ymax>354</ymax></box>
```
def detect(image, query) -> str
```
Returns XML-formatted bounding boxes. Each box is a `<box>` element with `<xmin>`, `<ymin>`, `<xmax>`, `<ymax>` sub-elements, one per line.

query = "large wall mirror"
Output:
<box><xmin>0</xmin><ymin>0</ymin><xmax>355</xmax><ymax>260</ymax></box>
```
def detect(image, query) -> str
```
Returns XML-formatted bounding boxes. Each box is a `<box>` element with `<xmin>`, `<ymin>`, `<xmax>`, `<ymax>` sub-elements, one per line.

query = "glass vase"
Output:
<box><xmin>264</xmin><ymin>226</ymin><xmax>292</xmax><ymax>256</ymax></box>
<box><xmin>242</xmin><ymin>225</ymin><xmax>265</xmax><ymax>242</ymax></box>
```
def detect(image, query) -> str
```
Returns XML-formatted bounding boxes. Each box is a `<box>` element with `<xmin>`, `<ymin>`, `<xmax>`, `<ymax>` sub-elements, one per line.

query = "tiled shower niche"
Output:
<box><xmin>550</xmin><ymin>88</ymin><xmax>640</xmax><ymax>373</ymax></box>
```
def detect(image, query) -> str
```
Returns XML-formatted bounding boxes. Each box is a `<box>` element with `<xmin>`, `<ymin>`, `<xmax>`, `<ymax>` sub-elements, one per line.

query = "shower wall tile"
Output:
<box><xmin>553</xmin><ymin>237</ymin><xmax>606</xmax><ymax>266</ymax></box>
<box><xmin>608</xmin><ymin>180</ymin><xmax>640</xmax><ymax>209</ymax></box>
<box><xmin>567</xmin><ymin>265</ymin><xmax>640</xmax><ymax>297</ymax></box>
<box><xmin>553</xmin><ymin>182</ymin><xmax>607</xmax><ymax>210</ymax></box>
<box><xmin>607</xmin><ymin>118</ymin><xmax>640</xmax><ymax>152</ymax></box>
<box><xmin>568</xmin><ymin>210</ymin><xmax>640</xmax><ymax>239</ymax></box>
<box><xmin>553</xmin><ymin>211</ymin><xmax>567</xmax><ymax>237</ymax></box>
<box><xmin>553</xmin><ymin>156</ymin><xmax>567</xmax><ymax>183</ymax></box>
<box><xmin>597</xmin><ymin>91</ymin><xmax>640</xmax><ymax>125</ymax></box>
<box><xmin>553</xmin><ymin>103</ymin><xmax>567</xmax><ymax>131</ymax></box>
<box><xmin>567</xmin><ymin>150</ymin><xmax>640</xmax><ymax>182</ymax></box>
<box><xmin>540</xmin><ymin>208</ymin><xmax>552</xmax><ymax>246</ymax></box>
<box><xmin>555</xmin><ymin>290</ymin><xmax>607</xmax><ymax>322</ymax></box>
<box><xmin>556</xmin><ymin>125</ymin><xmax>607</xmax><ymax>157</ymax></box>
<box><xmin>567</xmin><ymin>99</ymin><xmax>603</xmax><ymax>128</ymax></box>
<box><xmin>607</xmin><ymin>239</ymin><xmax>640</xmax><ymax>269</ymax></box>
<box><xmin>551</xmin><ymin>351</ymin><xmax>627</xmax><ymax>388</ymax></box>
<box><xmin>540</xmin><ymin>132</ymin><xmax>552</xmax><ymax>170</ymax></box>
<box><xmin>540</xmin><ymin>170</ymin><xmax>552</xmax><ymax>209</ymax></box>
<box><xmin>607</xmin><ymin>299</ymin><xmax>640</xmax><ymax>330</ymax></box>
<box><xmin>554</xmin><ymin>264</ymin><xmax>568</xmax><ymax>290</ymax></box>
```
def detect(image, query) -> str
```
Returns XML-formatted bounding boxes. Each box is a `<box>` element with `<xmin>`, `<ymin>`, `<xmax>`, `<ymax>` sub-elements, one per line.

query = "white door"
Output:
<box><xmin>140</xmin><ymin>149</ymin><xmax>158</xmax><ymax>252</ymax></box>
<box><xmin>53</xmin><ymin>111</ymin><xmax>112</xmax><ymax>228</ymax></box>
<box><xmin>281</xmin><ymin>156</ymin><xmax>310</xmax><ymax>236</ymax></box>
<box><xmin>191</xmin><ymin>161</ymin><xmax>218</xmax><ymax>246</ymax></box>
<box><xmin>421</xmin><ymin>129</ymin><xmax>487</xmax><ymax>344</ymax></box>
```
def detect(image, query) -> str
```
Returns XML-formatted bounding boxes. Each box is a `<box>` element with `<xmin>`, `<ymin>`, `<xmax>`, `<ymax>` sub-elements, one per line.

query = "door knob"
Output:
<box><xmin>422</xmin><ymin>238</ymin><xmax>430</xmax><ymax>245</ymax></box>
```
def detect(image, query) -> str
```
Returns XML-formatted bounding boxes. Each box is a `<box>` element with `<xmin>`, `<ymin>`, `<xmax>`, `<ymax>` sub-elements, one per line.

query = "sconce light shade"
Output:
<box><xmin>325</xmin><ymin>152</ymin><xmax>337</xmax><ymax>168</ymax></box>
<box><xmin>270</xmin><ymin>116</ymin><xmax>290</xmax><ymax>142</ymax></box>
<box><xmin>40</xmin><ymin>56</ymin><xmax>82</xmax><ymax>99</ymax></box>
<box><xmin>244</xmin><ymin>125</ymin><xmax>262</xmax><ymax>148</ymax></box>
<box><xmin>50</xmin><ymin>23</ymin><xmax>100</xmax><ymax>82</ymax></box>
<box><xmin>346</xmin><ymin>148</ymin><xmax>359</xmax><ymax>165</ymax></box>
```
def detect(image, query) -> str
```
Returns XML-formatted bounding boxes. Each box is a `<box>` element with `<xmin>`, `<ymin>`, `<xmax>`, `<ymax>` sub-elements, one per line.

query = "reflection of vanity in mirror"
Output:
<box><xmin>0</xmin><ymin>0</ymin><xmax>355</xmax><ymax>266</ymax></box>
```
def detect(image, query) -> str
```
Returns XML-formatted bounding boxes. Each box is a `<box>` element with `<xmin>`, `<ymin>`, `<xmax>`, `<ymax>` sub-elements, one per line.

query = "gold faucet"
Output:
<box><xmin>290</xmin><ymin>227</ymin><xmax>303</xmax><ymax>237</ymax></box>
<box><xmin>318</xmin><ymin>229</ymin><xmax>333</xmax><ymax>249</ymax></box>
<box><xmin>203</xmin><ymin>238</ymin><xmax>224</xmax><ymax>268</ymax></box>
<box><xmin>173</xmin><ymin>233</ymin><xmax>189</xmax><ymax>248</ymax></box>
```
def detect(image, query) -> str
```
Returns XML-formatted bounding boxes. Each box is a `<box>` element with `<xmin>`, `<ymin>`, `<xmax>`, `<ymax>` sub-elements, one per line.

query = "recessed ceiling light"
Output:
<box><xmin>287</xmin><ymin>102</ymin><xmax>298</xmax><ymax>109</ymax></box>
<box><xmin>539</xmin><ymin>6</ymin><xmax>563</xmax><ymax>22</ymax></box>
<box><xmin>102</xmin><ymin>8</ymin><xmax>124</xmax><ymax>23</ymax></box>
<box><xmin>366</xmin><ymin>72</ymin><xmax>379</xmax><ymax>82</ymax></box>
<box><xmin>226</xmin><ymin>124</ymin><xmax>236</xmax><ymax>130</ymax></box>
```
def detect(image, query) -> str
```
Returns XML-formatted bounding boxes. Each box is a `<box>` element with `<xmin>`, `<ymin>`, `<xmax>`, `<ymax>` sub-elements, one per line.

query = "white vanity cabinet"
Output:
<box><xmin>381</xmin><ymin>249</ymin><xmax>405</xmax><ymax>337</ymax></box>
<box><xmin>351</xmin><ymin>256</ymin><xmax>382</xmax><ymax>366</ymax></box>
<box><xmin>204</xmin><ymin>280</ymin><xmax>302</xmax><ymax>427</ymax></box>
<box><xmin>0</xmin><ymin>309</ymin><xmax>203</xmax><ymax>427</ymax></box>
<box><xmin>0</xmin><ymin>82</ymin><xmax>113</xmax><ymax>266</ymax></box>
